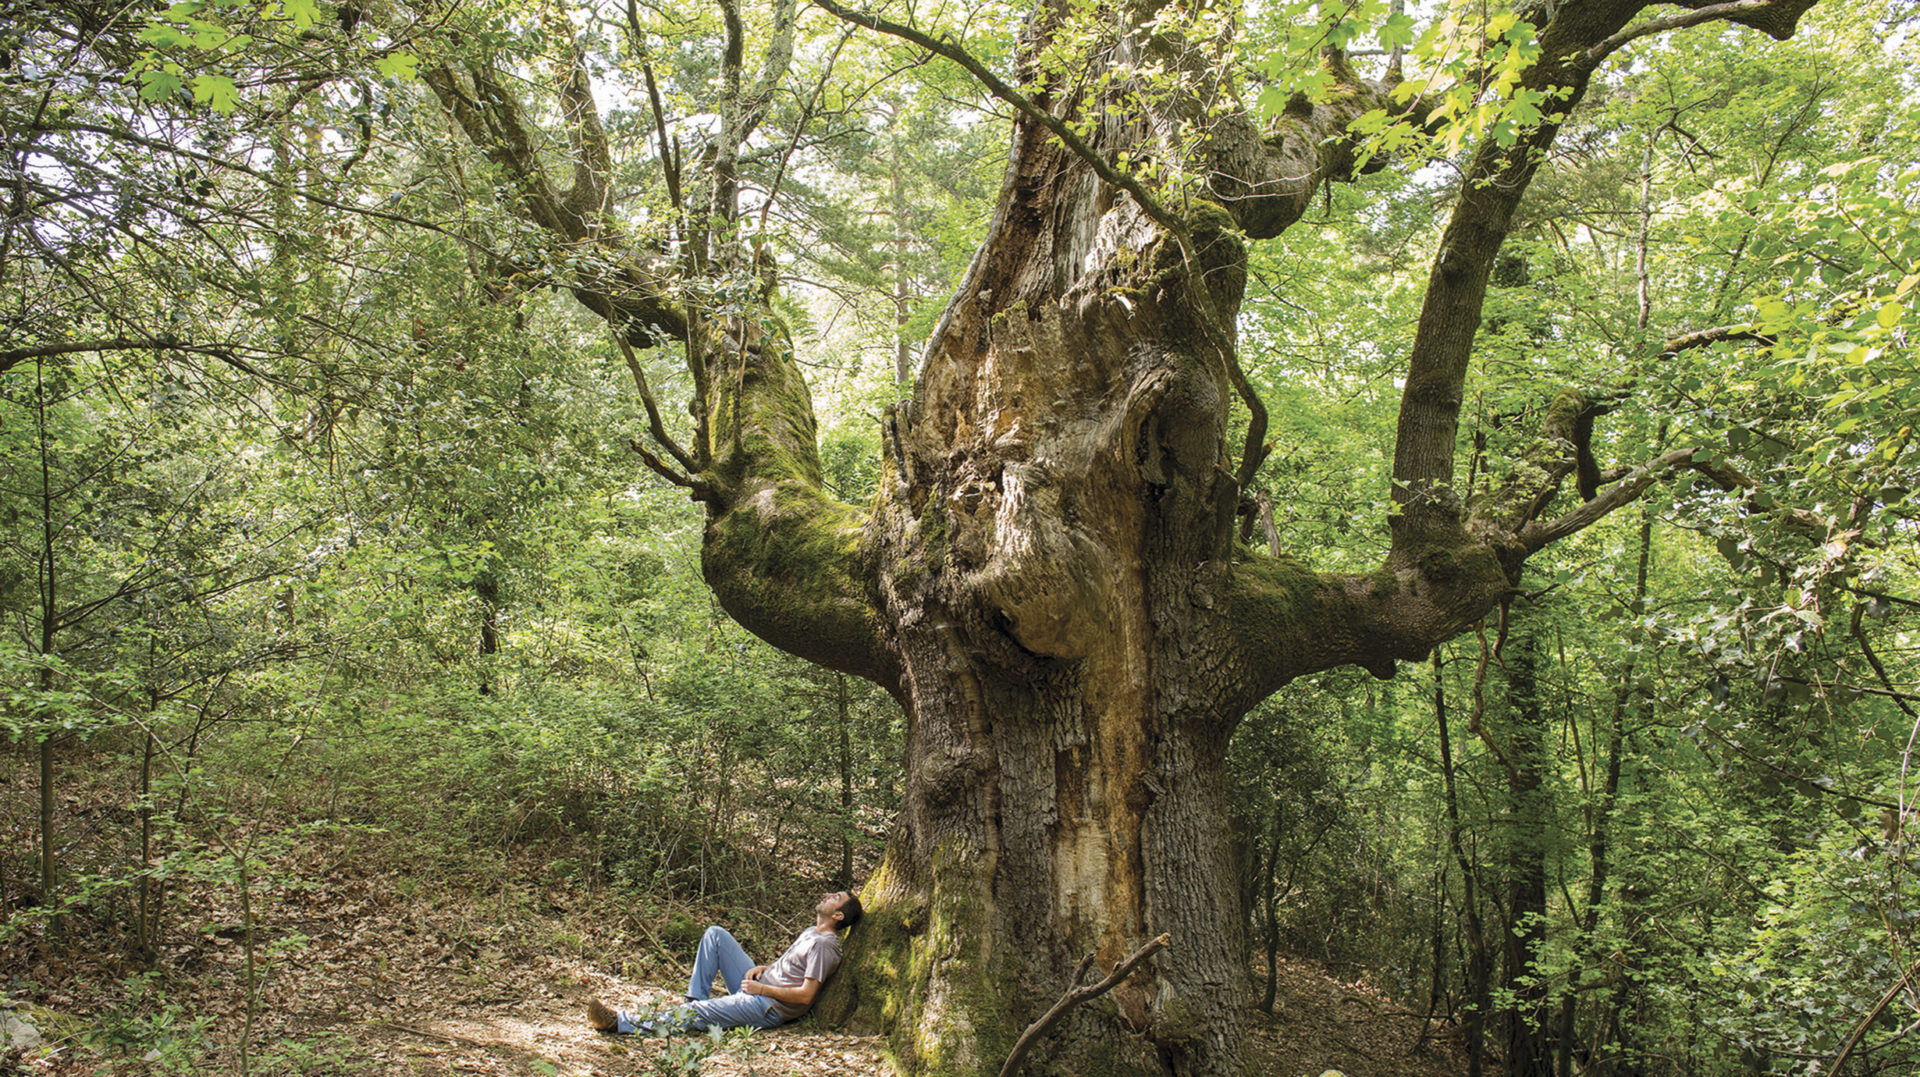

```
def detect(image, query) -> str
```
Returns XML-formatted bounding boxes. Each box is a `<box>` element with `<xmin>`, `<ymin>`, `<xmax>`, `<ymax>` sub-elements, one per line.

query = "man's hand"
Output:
<box><xmin>741</xmin><ymin>978</ymin><xmax>765</xmax><ymax>996</ymax></box>
<box><xmin>745</xmin><ymin>965</ymin><xmax>770</xmax><ymax>982</ymax></box>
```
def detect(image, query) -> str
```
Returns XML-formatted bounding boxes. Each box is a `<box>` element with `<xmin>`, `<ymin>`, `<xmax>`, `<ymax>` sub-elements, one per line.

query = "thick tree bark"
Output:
<box><xmin>813</xmin><ymin>19</ymin><xmax>1476</xmax><ymax>1068</ymax></box>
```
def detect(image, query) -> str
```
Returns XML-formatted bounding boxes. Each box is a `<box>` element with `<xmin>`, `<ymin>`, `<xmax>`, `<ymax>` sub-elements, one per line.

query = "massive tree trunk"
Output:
<box><xmin>845</xmin><ymin>121</ymin><xmax>1262</xmax><ymax>1073</ymax></box>
<box><xmin>423</xmin><ymin>0</ymin><xmax>1826</xmax><ymax>1071</ymax></box>
<box><xmin>811</xmin><ymin>16</ymin><xmax>1493</xmax><ymax>1070</ymax></box>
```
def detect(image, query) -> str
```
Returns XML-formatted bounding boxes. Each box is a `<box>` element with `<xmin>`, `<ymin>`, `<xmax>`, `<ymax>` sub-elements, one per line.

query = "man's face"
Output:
<box><xmin>817</xmin><ymin>891</ymin><xmax>851</xmax><ymax>920</ymax></box>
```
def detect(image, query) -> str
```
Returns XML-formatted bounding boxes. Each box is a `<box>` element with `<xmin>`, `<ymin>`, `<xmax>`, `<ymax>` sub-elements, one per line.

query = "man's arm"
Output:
<box><xmin>740</xmin><ymin>976</ymin><xmax>820</xmax><ymax>1007</ymax></box>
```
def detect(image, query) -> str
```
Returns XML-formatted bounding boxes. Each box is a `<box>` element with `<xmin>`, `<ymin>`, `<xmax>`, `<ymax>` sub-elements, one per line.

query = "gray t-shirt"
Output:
<box><xmin>759</xmin><ymin>926</ymin><xmax>842</xmax><ymax>1019</ymax></box>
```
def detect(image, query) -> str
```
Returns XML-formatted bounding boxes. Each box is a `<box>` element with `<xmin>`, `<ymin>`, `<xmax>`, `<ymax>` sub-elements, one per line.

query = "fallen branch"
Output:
<box><xmin>998</xmin><ymin>934</ymin><xmax>1170</xmax><ymax>1077</ymax></box>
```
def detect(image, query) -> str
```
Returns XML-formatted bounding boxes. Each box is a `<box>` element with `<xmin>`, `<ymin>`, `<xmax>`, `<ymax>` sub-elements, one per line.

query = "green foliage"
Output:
<box><xmin>645</xmin><ymin>1022</ymin><xmax>738</xmax><ymax>1075</ymax></box>
<box><xmin>80</xmin><ymin>975</ymin><xmax>215</xmax><ymax>1074</ymax></box>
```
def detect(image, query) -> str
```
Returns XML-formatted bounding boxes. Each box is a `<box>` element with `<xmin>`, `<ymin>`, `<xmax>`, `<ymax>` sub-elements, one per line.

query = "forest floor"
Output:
<box><xmin>3</xmin><ymin>779</ymin><xmax>1466</xmax><ymax>1077</ymax></box>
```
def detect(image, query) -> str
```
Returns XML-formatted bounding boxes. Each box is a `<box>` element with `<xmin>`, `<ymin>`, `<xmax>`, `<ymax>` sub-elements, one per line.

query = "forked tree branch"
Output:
<box><xmin>998</xmin><ymin>935</ymin><xmax>1171</xmax><ymax>1077</ymax></box>
<box><xmin>1583</xmin><ymin>0</ymin><xmax>1817</xmax><ymax>68</ymax></box>
<box><xmin>560</xmin><ymin>52</ymin><xmax>614</xmax><ymax>223</ymax></box>
<box><xmin>1518</xmin><ymin>446</ymin><xmax>1701</xmax><ymax>552</ymax></box>
<box><xmin>615</xmin><ymin>333</ymin><xmax>699</xmax><ymax>475</ymax></box>
<box><xmin>1390</xmin><ymin>0</ymin><xmax>1817</xmax><ymax>547</ymax></box>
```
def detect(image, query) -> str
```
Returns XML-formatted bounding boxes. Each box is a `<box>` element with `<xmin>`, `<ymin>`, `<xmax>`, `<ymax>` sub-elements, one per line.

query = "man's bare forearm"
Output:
<box><xmin>741</xmin><ymin>978</ymin><xmax>818</xmax><ymax>1006</ymax></box>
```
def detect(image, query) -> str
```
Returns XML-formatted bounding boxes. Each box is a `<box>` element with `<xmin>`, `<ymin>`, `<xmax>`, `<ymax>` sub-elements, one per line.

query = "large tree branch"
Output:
<box><xmin>1219</xmin><ymin>543</ymin><xmax>1512</xmax><ymax>709</ymax></box>
<box><xmin>1388</xmin><ymin>0</ymin><xmax>1820</xmax><ymax>552</ymax></box>
<box><xmin>1219</xmin><ymin>437</ymin><xmax>1693</xmax><ymax>702</ymax></box>
<box><xmin>699</xmin><ymin>316</ymin><xmax>901</xmax><ymax>689</ymax></box>
<box><xmin>1582</xmin><ymin>0</ymin><xmax>1821</xmax><ymax>68</ymax></box>
<box><xmin>426</xmin><ymin>40</ymin><xmax>896</xmax><ymax>691</ymax></box>
<box><xmin>1202</xmin><ymin>51</ymin><xmax>1408</xmax><ymax>240</ymax></box>
<box><xmin>560</xmin><ymin>53</ymin><xmax>614</xmax><ymax>226</ymax></box>
<box><xmin>423</xmin><ymin>63</ymin><xmax>687</xmax><ymax>344</ymax></box>
<box><xmin>1389</xmin><ymin>0</ymin><xmax>1651</xmax><ymax>547</ymax></box>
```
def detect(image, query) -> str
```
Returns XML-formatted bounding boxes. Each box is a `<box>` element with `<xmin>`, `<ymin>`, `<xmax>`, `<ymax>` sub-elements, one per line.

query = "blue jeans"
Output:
<box><xmin>615</xmin><ymin>926</ymin><xmax>785</xmax><ymax>1034</ymax></box>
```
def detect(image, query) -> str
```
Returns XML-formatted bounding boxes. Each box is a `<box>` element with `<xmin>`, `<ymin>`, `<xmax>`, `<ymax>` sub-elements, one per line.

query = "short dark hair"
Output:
<box><xmin>839</xmin><ymin>892</ymin><xmax>864</xmax><ymax>932</ymax></box>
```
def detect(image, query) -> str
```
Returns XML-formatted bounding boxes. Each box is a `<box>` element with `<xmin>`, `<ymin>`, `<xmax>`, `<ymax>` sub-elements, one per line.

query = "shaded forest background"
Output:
<box><xmin>3</xmin><ymin>0</ymin><xmax>1919</xmax><ymax>1074</ymax></box>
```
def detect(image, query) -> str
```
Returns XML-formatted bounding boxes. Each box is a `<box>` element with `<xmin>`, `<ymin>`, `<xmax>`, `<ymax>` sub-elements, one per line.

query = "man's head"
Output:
<box><xmin>817</xmin><ymin>890</ymin><xmax>864</xmax><ymax>933</ymax></box>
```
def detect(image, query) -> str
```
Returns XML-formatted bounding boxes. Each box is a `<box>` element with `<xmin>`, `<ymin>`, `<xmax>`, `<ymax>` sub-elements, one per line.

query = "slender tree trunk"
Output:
<box><xmin>837</xmin><ymin>672</ymin><xmax>854</xmax><ymax>888</ymax></box>
<box><xmin>1415</xmin><ymin>852</ymin><xmax>1447</xmax><ymax>1052</ymax></box>
<box><xmin>37</xmin><ymin>731</ymin><xmax>53</xmax><ymax>909</ymax></box>
<box><xmin>1501</xmin><ymin>616</ymin><xmax>1552</xmax><ymax>1077</ymax></box>
<box><xmin>889</xmin><ymin>104</ymin><xmax>913</xmax><ymax>389</ymax></box>
<box><xmin>137</xmin><ymin>721</ymin><xmax>157</xmax><ymax>964</ymax></box>
<box><xmin>1262</xmin><ymin>802</ymin><xmax>1283</xmax><ymax>1014</ymax></box>
<box><xmin>35</xmin><ymin>360</ymin><xmax>58</xmax><ymax>915</ymax></box>
<box><xmin>1435</xmin><ymin>651</ymin><xmax>1490</xmax><ymax>1077</ymax></box>
<box><xmin>1556</xmin><ymin>507</ymin><xmax>1653</xmax><ymax>1077</ymax></box>
<box><xmin>475</xmin><ymin>574</ymin><xmax>500</xmax><ymax>694</ymax></box>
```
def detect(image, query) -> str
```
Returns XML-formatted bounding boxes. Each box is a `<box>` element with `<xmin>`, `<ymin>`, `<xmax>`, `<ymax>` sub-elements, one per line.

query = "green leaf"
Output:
<box><xmin>1349</xmin><ymin>108</ymin><xmax>1390</xmax><ymax>136</ymax></box>
<box><xmin>139</xmin><ymin>66</ymin><xmax>185</xmax><ymax>102</ymax></box>
<box><xmin>1380</xmin><ymin>12</ymin><xmax>1415</xmax><ymax>50</ymax></box>
<box><xmin>375</xmin><ymin>52</ymin><xmax>420</xmax><ymax>81</ymax></box>
<box><xmin>278</xmin><ymin>0</ymin><xmax>319</xmax><ymax>31</ymax></box>
<box><xmin>139</xmin><ymin>24</ymin><xmax>194</xmax><ymax>48</ymax></box>
<box><xmin>192</xmin><ymin>73</ymin><xmax>238</xmax><ymax>112</ymax></box>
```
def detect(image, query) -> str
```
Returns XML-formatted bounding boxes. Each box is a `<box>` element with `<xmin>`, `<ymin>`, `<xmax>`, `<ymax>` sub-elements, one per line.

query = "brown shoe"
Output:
<box><xmin>586</xmin><ymin>999</ymin><xmax>618</xmax><ymax>1033</ymax></box>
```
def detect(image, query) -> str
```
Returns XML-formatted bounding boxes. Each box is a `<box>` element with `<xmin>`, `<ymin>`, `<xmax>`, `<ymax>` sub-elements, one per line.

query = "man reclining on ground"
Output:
<box><xmin>587</xmin><ymin>890</ymin><xmax>861</xmax><ymax>1034</ymax></box>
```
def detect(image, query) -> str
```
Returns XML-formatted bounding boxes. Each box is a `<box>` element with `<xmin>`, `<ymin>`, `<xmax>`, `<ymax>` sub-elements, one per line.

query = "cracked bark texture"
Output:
<box><xmin>425</xmin><ymin>0</ymin><xmax>1826</xmax><ymax>1071</ymax></box>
